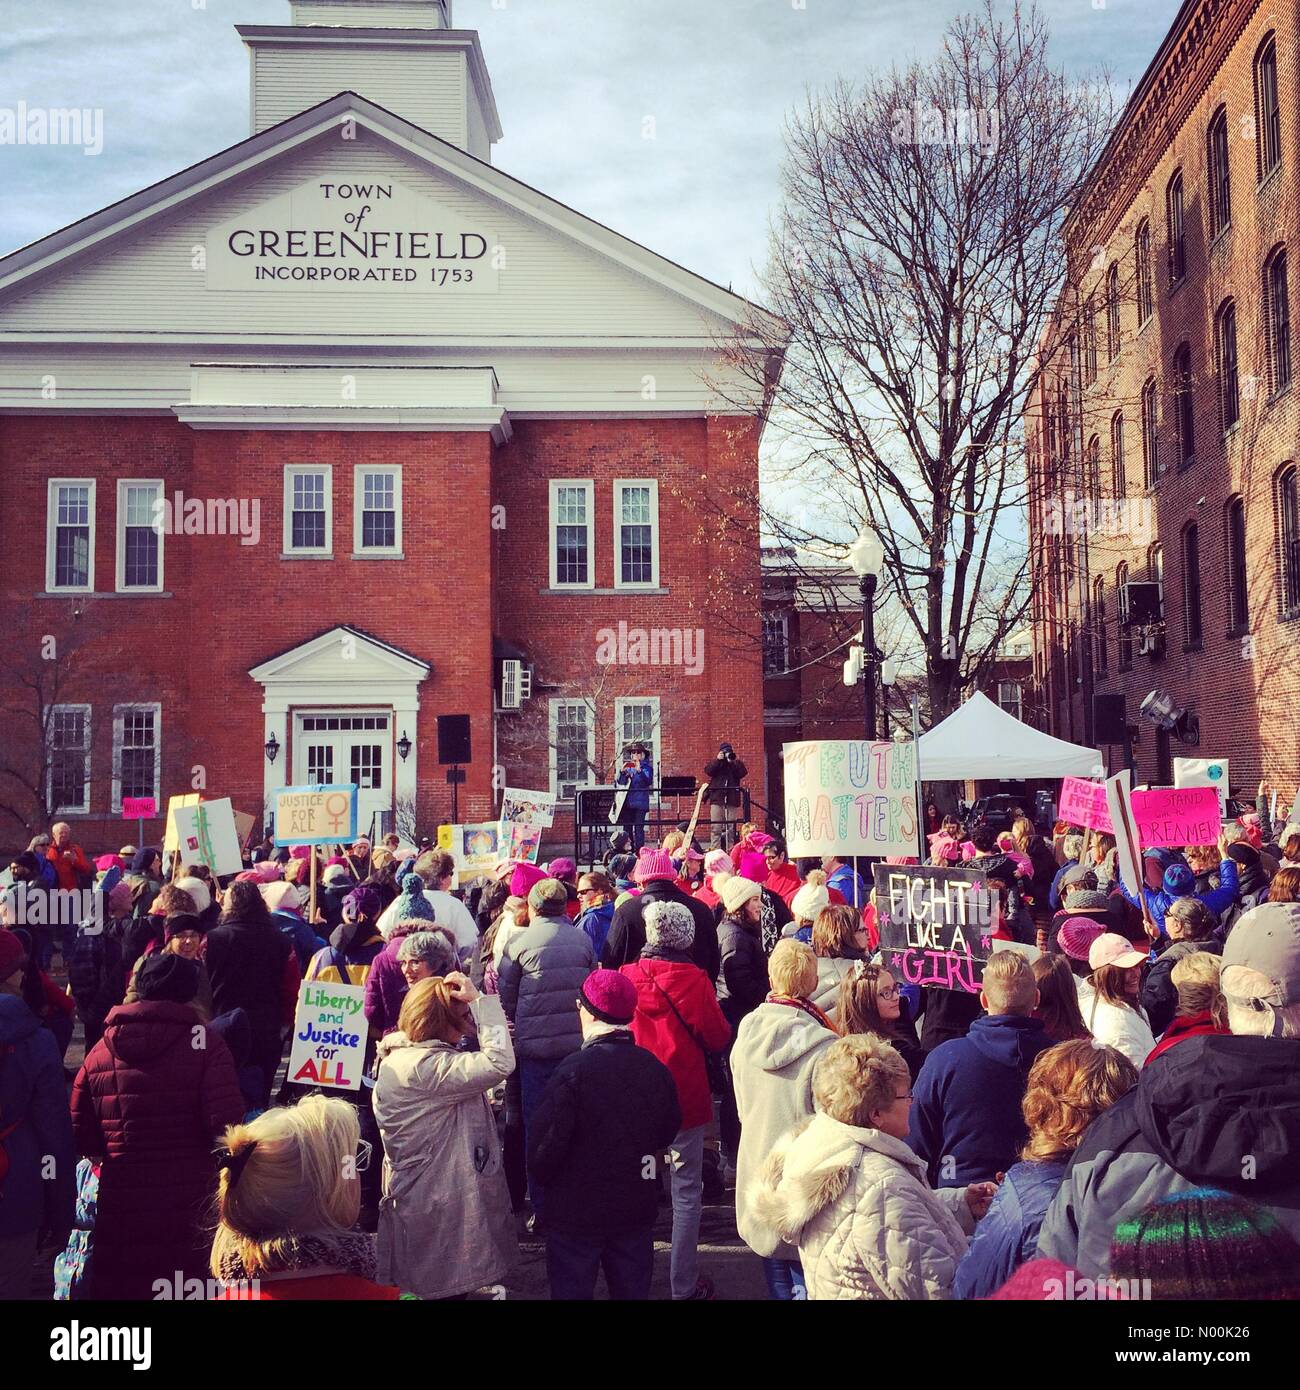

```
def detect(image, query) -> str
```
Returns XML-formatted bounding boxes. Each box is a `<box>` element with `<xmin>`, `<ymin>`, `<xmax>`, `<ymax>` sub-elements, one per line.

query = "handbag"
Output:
<box><xmin>632</xmin><ymin>965</ymin><xmax>728</xmax><ymax>1095</ymax></box>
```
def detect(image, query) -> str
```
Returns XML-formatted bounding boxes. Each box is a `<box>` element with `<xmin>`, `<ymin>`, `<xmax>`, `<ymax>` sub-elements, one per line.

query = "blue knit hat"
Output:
<box><xmin>392</xmin><ymin>873</ymin><xmax>434</xmax><ymax>923</ymax></box>
<box><xmin>1163</xmin><ymin>863</ymin><xmax>1195</xmax><ymax>898</ymax></box>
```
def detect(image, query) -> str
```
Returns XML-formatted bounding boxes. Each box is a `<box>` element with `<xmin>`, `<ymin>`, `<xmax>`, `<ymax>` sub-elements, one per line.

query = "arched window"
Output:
<box><xmin>1111</xmin><ymin>410</ymin><xmax>1126</xmax><ymax>495</ymax></box>
<box><xmin>1172</xmin><ymin>342</ymin><xmax>1195</xmax><ymax>470</ymax></box>
<box><xmin>1225</xmin><ymin>495</ymin><xmax>1248</xmax><ymax>633</ymax></box>
<box><xmin>1265</xmin><ymin>245</ymin><xmax>1292</xmax><ymax>392</ymax></box>
<box><xmin>1141</xmin><ymin>377</ymin><xmax>1159</xmax><ymax>487</ymax></box>
<box><xmin>1149</xmin><ymin>543</ymin><xmax>1165</xmax><ymax>621</ymax></box>
<box><xmin>1117</xmin><ymin>562</ymin><xmax>1132</xmax><ymax>670</ymax></box>
<box><xmin>1166</xmin><ymin>171</ymin><xmax>1186</xmax><ymax>286</ymax></box>
<box><xmin>1094</xmin><ymin>576</ymin><xmax>1108</xmax><ymax>676</ymax></box>
<box><xmin>1182</xmin><ymin>522</ymin><xmax>1203</xmax><ymax>648</ymax></box>
<box><xmin>1106</xmin><ymin>263</ymin><xmax>1120</xmax><ymax>360</ymax></box>
<box><xmin>1135</xmin><ymin>219</ymin><xmax>1154</xmax><ymax>324</ymax></box>
<box><xmin>1217</xmin><ymin>299</ymin><xmax>1239</xmax><ymax>431</ymax></box>
<box><xmin>1207</xmin><ymin>106</ymin><xmax>1232</xmax><ymax>237</ymax></box>
<box><xmin>1086</xmin><ymin>433</ymin><xmax>1101</xmax><ymax>499</ymax></box>
<box><xmin>1256</xmin><ymin>34</ymin><xmax>1282</xmax><ymax>180</ymax></box>
<box><xmin>1083</xmin><ymin>300</ymin><xmax>1097</xmax><ymax>385</ymax></box>
<box><xmin>1278</xmin><ymin>464</ymin><xmax>1300</xmax><ymax>617</ymax></box>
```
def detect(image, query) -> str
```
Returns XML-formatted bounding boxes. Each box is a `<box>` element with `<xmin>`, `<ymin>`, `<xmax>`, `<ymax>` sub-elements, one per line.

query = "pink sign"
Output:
<box><xmin>1058</xmin><ymin>777</ymin><xmax>1113</xmax><ymax>833</ymax></box>
<box><xmin>122</xmin><ymin>796</ymin><xmax>157</xmax><ymax>819</ymax></box>
<box><xmin>1130</xmin><ymin>786</ymin><xmax>1222</xmax><ymax>849</ymax></box>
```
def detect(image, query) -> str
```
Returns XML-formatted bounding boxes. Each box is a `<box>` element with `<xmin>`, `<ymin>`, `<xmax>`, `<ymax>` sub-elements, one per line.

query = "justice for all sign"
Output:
<box><xmin>273</xmin><ymin>784</ymin><xmax>359</xmax><ymax>846</ymax></box>
<box><xmin>288</xmin><ymin>982</ymin><xmax>369</xmax><ymax>1090</ymax></box>
<box><xmin>206</xmin><ymin>179</ymin><xmax>500</xmax><ymax>294</ymax></box>
<box><xmin>875</xmin><ymin>864</ymin><xmax>995</xmax><ymax>995</ymax></box>
<box><xmin>783</xmin><ymin>739</ymin><xmax>918</xmax><ymax>860</ymax></box>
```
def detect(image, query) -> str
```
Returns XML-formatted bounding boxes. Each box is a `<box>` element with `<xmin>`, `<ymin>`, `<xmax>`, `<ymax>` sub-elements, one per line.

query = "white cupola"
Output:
<box><xmin>238</xmin><ymin>0</ymin><xmax>501</xmax><ymax>160</ymax></box>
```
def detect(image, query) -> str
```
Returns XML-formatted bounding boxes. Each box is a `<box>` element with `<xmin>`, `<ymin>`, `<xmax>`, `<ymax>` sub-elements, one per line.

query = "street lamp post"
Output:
<box><xmin>846</xmin><ymin>525</ymin><xmax>886</xmax><ymax>741</ymax></box>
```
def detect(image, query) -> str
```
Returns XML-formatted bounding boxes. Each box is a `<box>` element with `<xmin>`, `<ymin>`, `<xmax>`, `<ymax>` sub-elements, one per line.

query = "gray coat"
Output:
<box><xmin>497</xmin><ymin>913</ymin><xmax>595</xmax><ymax>1060</ymax></box>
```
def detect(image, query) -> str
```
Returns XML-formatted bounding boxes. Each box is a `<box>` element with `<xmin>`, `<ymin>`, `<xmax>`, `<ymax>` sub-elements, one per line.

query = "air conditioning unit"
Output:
<box><xmin>500</xmin><ymin>659</ymin><xmax>532</xmax><ymax>710</ymax></box>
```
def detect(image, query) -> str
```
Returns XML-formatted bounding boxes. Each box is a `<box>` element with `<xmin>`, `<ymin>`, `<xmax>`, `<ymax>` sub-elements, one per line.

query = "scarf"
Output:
<box><xmin>766</xmin><ymin>993</ymin><xmax>836</xmax><ymax>1031</ymax></box>
<box><xmin>214</xmin><ymin>1230</ymin><xmax>377</xmax><ymax>1286</ymax></box>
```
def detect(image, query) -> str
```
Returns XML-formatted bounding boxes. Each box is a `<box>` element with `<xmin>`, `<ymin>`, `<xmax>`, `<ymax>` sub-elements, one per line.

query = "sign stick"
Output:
<box><xmin>309</xmin><ymin>846</ymin><xmax>318</xmax><ymax>926</ymax></box>
<box><xmin>912</xmin><ymin>695</ymin><xmax>924</xmax><ymax>863</ymax></box>
<box><xmin>1079</xmin><ymin>826</ymin><xmax>1092</xmax><ymax>867</ymax></box>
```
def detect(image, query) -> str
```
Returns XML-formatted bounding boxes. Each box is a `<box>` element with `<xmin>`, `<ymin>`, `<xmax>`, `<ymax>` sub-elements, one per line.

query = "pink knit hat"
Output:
<box><xmin>633</xmin><ymin>848</ymin><xmax>677</xmax><ymax>884</ymax></box>
<box><xmin>96</xmin><ymin>853</ymin><xmax>124</xmax><ymax>872</ymax></box>
<box><xmin>703</xmin><ymin>850</ymin><xmax>734</xmax><ymax>876</ymax></box>
<box><xmin>509</xmin><ymin>861</ymin><xmax>548</xmax><ymax>899</ymax></box>
<box><xmin>290</xmin><ymin>845</ymin><xmax>312</xmax><ymax>860</ymax></box>
<box><xmin>578</xmin><ymin>969</ymin><xmax>638</xmax><ymax>1025</ymax></box>
<box><xmin>736</xmin><ymin>849</ymin><xmax>768</xmax><ymax>883</ymax></box>
<box><xmin>261</xmin><ymin>881</ymin><xmax>302</xmax><ymax>914</ymax></box>
<box><xmin>1058</xmin><ymin>916</ymin><xmax>1106</xmax><ymax>962</ymax></box>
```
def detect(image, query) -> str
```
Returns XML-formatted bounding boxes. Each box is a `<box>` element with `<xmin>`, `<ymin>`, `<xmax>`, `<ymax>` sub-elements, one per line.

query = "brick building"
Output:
<box><xmin>1028</xmin><ymin>0</ymin><xmax>1300</xmax><ymax>795</ymax></box>
<box><xmin>0</xmin><ymin>0</ymin><xmax>780</xmax><ymax>850</ymax></box>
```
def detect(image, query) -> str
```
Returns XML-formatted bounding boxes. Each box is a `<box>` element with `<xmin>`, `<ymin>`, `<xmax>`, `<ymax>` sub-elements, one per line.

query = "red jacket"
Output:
<box><xmin>47</xmin><ymin>842</ymin><xmax>92</xmax><ymax>892</ymax></box>
<box><xmin>621</xmin><ymin>955</ymin><xmax>731</xmax><ymax>1129</ymax></box>
<box><xmin>71</xmin><ymin>1000</ymin><xmax>245</xmax><ymax>1300</ymax></box>
<box><xmin>1145</xmin><ymin>1010</ymin><xmax>1228</xmax><ymax>1066</ymax></box>
<box><xmin>765</xmin><ymin>863</ymin><xmax>802</xmax><ymax>908</ymax></box>
<box><xmin>694</xmin><ymin>880</ymin><xmax>722</xmax><ymax>912</ymax></box>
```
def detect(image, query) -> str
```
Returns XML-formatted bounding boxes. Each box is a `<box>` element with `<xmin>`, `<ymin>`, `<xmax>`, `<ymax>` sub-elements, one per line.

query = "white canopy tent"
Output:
<box><xmin>916</xmin><ymin>691</ymin><xmax>1103</xmax><ymax>781</ymax></box>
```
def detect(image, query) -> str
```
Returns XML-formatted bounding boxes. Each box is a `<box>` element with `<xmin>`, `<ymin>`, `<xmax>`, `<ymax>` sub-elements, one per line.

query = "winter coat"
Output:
<box><xmin>715</xmin><ymin>915</ymin><xmax>768</xmax><ymax>1027</ymax></box>
<box><xmin>811</xmin><ymin>955</ymin><xmax>857</xmax><ymax>1019</ymax></box>
<box><xmin>527</xmin><ymin>1028</ymin><xmax>681</xmax><ymax>1238</ymax></box>
<box><xmin>576</xmin><ymin>900</ymin><xmax>616</xmax><ymax>960</ymax></box>
<box><xmin>0</xmin><ymin>993</ymin><xmax>76</xmax><ymax>1240</ymax></box>
<box><xmin>765</xmin><ymin>862</ymin><xmax>803</xmax><ymax>908</ymax></box>
<box><xmin>620</xmin><ymin>952</ymin><xmax>731</xmax><ymax>1130</ymax></box>
<box><xmin>363</xmin><ymin>921</ymin><xmax>425</xmax><ymax>1039</ymax></box>
<box><xmin>1139</xmin><ymin>937</ymin><xmax>1217</xmax><ymax>1038</ymax></box>
<box><xmin>751</xmin><ymin>1111</ymin><xmax>975</xmax><ymax>1300</ymax></box>
<box><xmin>731</xmin><ymin>1001</ymin><xmax>839</xmax><ymax>1259</ymax></box>
<box><xmin>601</xmin><ymin>880</ymin><xmax>721</xmax><ymax>981</ymax></box>
<box><xmin>952</xmin><ymin>1158</ymin><xmax>1068</xmax><ymax>1300</ymax></box>
<box><xmin>46</xmin><ymin>842</ymin><xmax>93</xmax><ymax>893</ymax></box>
<box><xmin>1074</xmin><ymin>977</ymin><xmax>1155</xmax><ymax>1069</ymax></box>
<box><xmin>1119</xmin><ymin>858</ymin><xmax>1239</xmax><ymax>936</ymax></box>
<box><xmin>272</xmin><ymin>910</ymin><xmax>324</xmax><ymax>974</ymax></box>
<box><xmin>1145</xmin><ymin>1009</ymin><xmax>1227</xmax><ymax>1065</ymax></box>
<box><xmin>908</xmin><ymin>1014</ymin><xmax>1054</xmax><ymax>1187</ymax></box>
<box><xmin>1039</xmin><ymin>1033</ymin><xmax>1300</xmax><ymax>1277</ymax></box>
<box><xmin>759</xmin><ymin>886</ymin><xmax>794</xmax><ymax>956</ymax></box>
<box><xmin>703</xmin><ymin>755</ymin><xmax>748</xmax><ymax>808</ymax></box>
<box><xmin>305</xmin><ymin>926</ymin><xmax>385</xmax><ymax>987</ymax></box>
<box><xmin>614</xmin><ymin>759</ymin><xmax>654</xmax><ymax>811</ymax></box>
<box><xmin>373</xmin><ymin>994</ymin><xmax>517</xmax><ymax>1299</ymax></box>
<box><xmin>497</xmin><ymin>914</ymin><xmax>595</xmax><ymax>1061</ymax></box>
<box><xmin>826</xmin><ymin>863</ymin><xmax>869</xmax><ymax>907</ymax></box>
<box><xmin>204</xmin><ymin>913</ymin><xmax>294</xmax><ymax>1063</ymax></box>
<box><xmin>67</xmin><ymin>919</ymin><xmax>126</xmax><ymax>1034</ymax></box>
<box><xmin>918</xmin><ymin>987</ymin><xmax>983</xmax><ymax>1053</ymax></box>
<box><xmin>71</xmin><ymin>1001</ymin><xmax>244</xmax><ymax>1299</ymax></box>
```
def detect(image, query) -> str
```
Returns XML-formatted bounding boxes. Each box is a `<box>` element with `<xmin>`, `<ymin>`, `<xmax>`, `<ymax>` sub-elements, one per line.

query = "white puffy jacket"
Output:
<box><xmin>750</xmin><ymin>1110</ymin><xmax>974</xmax><ymax>1300</ymax></box>
<box><xmin>1074</xmin><ymin>976</ymin><xmax>1155</xmax><ymax>1068</ymax></box>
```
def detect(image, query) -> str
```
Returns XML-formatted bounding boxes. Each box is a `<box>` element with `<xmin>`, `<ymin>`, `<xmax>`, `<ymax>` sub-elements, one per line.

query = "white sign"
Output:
<box><xmin>1173</xmin><ymin>757</ymin><xmax>1229</xmax><ymax>816</ymax></box>
<box><xmin>1104</xmin><ymin>769</ymin><xmax>1142</xmax><ymax>900</ymax></box>
<box><xmin>171</xmin><ymin>797</ymin><xmax>244</xmax><ymax>878</ymax></box>
<box><xmin>206</xmin><ymin>178</ymin><xmax>499</xmax><ymax>294</ymax></box>
<box><xmin>500</xmin><ymin>788</ymin><xmax>557</xmax><ymax>830</ymax></box>
<box><xmin>288</xmin><ymin>981</ymin><xmax>369</xmax><ymax>1091</ymax></box>
<box><xmin>782</xmin><ymin>739</ymin><xmax>919</xmax><ymax>860</ymax></box>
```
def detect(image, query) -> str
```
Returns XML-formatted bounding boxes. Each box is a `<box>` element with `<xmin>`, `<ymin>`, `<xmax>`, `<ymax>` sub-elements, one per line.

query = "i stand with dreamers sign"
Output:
<box><xmin>783</xmin><ymin>739</ymin><xmax>919</xmax><ymax>860</ymax></box>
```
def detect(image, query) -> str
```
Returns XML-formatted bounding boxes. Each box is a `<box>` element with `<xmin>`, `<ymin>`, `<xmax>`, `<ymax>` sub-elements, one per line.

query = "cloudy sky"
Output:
<box><xmin>3</xmin><ymin>0</ymin><xmax>1180</xmax><ymax>293</ymax></box>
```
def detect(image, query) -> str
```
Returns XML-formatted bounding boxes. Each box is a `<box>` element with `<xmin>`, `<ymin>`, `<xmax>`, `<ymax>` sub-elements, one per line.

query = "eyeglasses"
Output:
<box><xmin>895</xmin><ymin>1091</ymin><xmax>913</xmax><ymax>1102</ymax></box>
<box><xmin>578</xmin><ymin>886</ymin><xmax>600</xmax><ymax>897</ymax></box>
<box><xmin>877</xmin><ymin>985</ymin><xmax>901</xmax><ymax>1001</ymax></box>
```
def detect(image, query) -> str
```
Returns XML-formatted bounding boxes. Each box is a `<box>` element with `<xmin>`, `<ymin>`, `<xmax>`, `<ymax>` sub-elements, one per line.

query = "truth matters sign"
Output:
<box><xmin>206</xmin><ymin>179</ymin><xmax>500</xmax><ymax>294</ymax></box>
<box><xmin>874</xmin><ymin>864</ymin><xmax>995</xmax><ymax>995</ymax></box>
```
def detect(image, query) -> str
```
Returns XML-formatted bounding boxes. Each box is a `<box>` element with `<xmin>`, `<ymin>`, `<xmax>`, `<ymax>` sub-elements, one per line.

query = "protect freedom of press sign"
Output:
<box><xmin>782</xmin><ymin>739</ymin><xmax>919</xmax><ymax>860</ymax></box>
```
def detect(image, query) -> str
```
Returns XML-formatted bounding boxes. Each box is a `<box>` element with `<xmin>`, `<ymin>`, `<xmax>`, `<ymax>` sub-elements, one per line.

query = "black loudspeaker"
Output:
<box><xmin>1094</xmin><ymin>692</ymin><xmax>1127</xmax><ymax>744</ymax></box>
<box><xmin>437</xmin><ymin>714</ymin><xmax>472</xmax><ymax>765</ymax></box>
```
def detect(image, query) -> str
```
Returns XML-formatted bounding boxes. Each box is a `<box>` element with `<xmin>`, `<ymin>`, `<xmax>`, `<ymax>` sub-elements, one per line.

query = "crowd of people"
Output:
<box><xmin>1</xmin><ymin>784</ymin><xmax>1299</xmax><ymax>1302</ymax></box>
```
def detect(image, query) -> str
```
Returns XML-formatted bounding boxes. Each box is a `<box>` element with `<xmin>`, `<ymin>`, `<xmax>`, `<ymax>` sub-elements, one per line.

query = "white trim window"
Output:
<box><xmin>112</xmin><ymin>703</ymin><xmax>161</xmax><ymax>812</ymax></box>
<box><xmin>549</xmin><ymin>697</ymin><xmax>595</xmax><ymax>797</ymax></box>
<box><xmin>613</xmin><ymin>479</ymin><xmax>660</xmax><ymax>588</ymax></box>
<box><xmin>615</xmin><ymin>696</ymin><xmax>662</xmax><ymax>772</ymax></box>
<box><xmin>116</xmin><ymin>479</ymin><xmax>164</xmax><ymax>592</ymax></box>
<box><xmin>47</xmin><ymin>704</ymin><xmax>91</xmax><ymax>814</ymax></box>
<box><xmin>284</xmin><ymin>465</ymin><xmax>333</xmax><ymax>555</ymax></box>
<box><xmin>353</xmin><ymin>465</ymin><xmax>402</xmax><ymax>555</ymax></box>
<box><xmin>549</xmin><ymin>480</ymin><xmax>594</xmax><ymax>589</ymax></box>
<box><xmin>762</xmin><ymin>613</ymin><xmax>790</xmax><ymax>674</ymax></box>
<box><xmin>997</xmin><ymin>681</ymin><xmax>1023</xmax><ymax>720</ymax></box>
<box><xmin>46</xmin><ymin>478</ymin><xmax>95</xmax><ymax>592</ymax></box>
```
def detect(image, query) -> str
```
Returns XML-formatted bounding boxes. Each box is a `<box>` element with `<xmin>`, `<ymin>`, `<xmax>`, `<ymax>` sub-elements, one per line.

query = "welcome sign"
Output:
<box><xmin>206</xmin><ymin>178</ymin><xmax>500</xmax><ymax>294</ymax></box>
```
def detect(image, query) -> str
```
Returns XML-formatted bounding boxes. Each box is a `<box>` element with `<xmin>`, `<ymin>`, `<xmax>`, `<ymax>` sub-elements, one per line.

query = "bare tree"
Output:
<box><xmin>725</xmin><ymin>1</ymin><xmax>1116</xmax><ymax>722</ymax></box>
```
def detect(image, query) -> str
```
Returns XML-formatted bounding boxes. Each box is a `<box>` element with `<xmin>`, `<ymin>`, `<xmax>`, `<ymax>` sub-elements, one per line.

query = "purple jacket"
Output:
<box><xmin>364</xmin><ymin>924</ymin><xmax>419</xmax><ymax>1038</ymax></box>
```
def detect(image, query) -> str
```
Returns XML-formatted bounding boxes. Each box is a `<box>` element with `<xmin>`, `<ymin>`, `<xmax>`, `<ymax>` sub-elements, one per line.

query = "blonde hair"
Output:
<box><xmin>1021</xmin><ymin>1040</ymin><xmax>1137</xmax><ymax>1163</ymax></box>
<box><xmin>397</xmin><ymin>975</ymin><xmax>469</xmax><ymax>1044</ymax></box>
<box><xmin>209</xmin><ymin>1094</ymin><xmax>360</xmax><ymax>1278</ymax></box>
<box><xmin>1011</xmin><ymin>817</ymin><xmax>1034</xmax><ymax>853</ymax></box>
<box><xmin>812</xmin><ymin>904</ymin><xmax>863</xmax><ymax>958</ymax></box>
<box><xmin>660</xmin><ymin>831</ymin><xmax>685</xmax><ymax>856</ymax></box>
<box><xmin>768</xmin><ymin>939</ymin><xmax>818</xmax><ymax>998</ymax></box>
<box><xmin>1171</xmin><ymin>951</ymin><xmax>1227</xmax><ymax>1026</ymax></box>
<box><xmin>812</xmin><ymin>1033</ymin><xmax>907</xmax><ymax>1128</ymax></box>
<box><xmin>370</xmin><ymin>847</ymin><xmax>394</xmax><ymax>873</ymax></box>
<box><xmin>1185</xmin><ymin>843</ymin><xmax>1219</xmax><ymax>872</ymax></box>
<box><xmin>981</xmin><ymin>951</ymin><xmax>1038</xmax><ymax>1015</ymax></box>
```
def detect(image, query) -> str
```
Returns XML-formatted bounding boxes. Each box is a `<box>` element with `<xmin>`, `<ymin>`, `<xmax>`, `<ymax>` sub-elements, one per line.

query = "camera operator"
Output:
<box><xmin>704</xmin><ymin>743</ymin><xmax>748</xmax><ymax>852</ymax></box>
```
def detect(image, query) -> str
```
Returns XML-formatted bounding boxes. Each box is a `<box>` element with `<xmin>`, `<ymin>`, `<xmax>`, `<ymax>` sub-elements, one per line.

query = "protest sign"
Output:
<box><xmin>1058</xmin><ymin>777</ymin><xmax>1113</xmax><ymax>833</ymax></box>
<box><xmin>1129</xmin><ymin>786</ymin><xmax>1221</xmax><ymax>849</ymax></box>
<box><xmin>232</xmin><ymin>809</ymin><xmax>257</xmax><ymax>850</ymax></box>
<box><xmin>874</xmin><ymin>864</ymin><xmax>995</xmax><ymax>995</ymax></box>
<box><xmin>1291</xmin><ymin>788</ymin><xmax>1300</xmax><ymax>828</ymax></box>
<box><xmin>122</xmin><ymin>796</ymin><xmax>156</xmax><ymax>819</ymax></box>
<box><xmin>1173</xmin><ymin>757</ymin><xmax>1229</xmax><ymax>816</ymax></box>
<box><xmin>171</xmin><ymin>797</ymin><xmax>244</xmax><ymax>877</ymax></box>
<box><xmin>162</xmin><ymin>793</ymin><xmax>202</xmax><ymax>855</ymax></box>
<box><xmin>501</xmin><ymin>788</ymin><xmax>557</xmax><ymax>829</ymax></box>
<box><xmin>287</xmin><ymin>981</ymin><xmax>368</xmax><ymax>1090</ymax></box>
<box><xmin>500</xmin><ymin>819</ymin><xmax>542</xmax><ymax>864</ymax></box>
<box><xmin>1104</xmin><ymin>770</ymin><xmax>1142</xmax><ymax>899</ymax></box>
<box><xmin>273</xmin><ymin>785</ymin><xmax>358</xmax><ymax>846</ymax></box>
<box><xmin>450</xmin><ymin>822</ymin><xmax>501</xmax><ymax>879</ymax></box>
<box><xmin>783</xmin><ymin>739</ymin><xmax>918</xmax><ymax>860</ymax></box>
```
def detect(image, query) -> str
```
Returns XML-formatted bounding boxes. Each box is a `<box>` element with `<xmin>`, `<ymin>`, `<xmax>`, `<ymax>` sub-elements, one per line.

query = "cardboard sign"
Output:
<box><xmin>287</xmin><ymin>981</ymin><xmax>368</xmax><ymax>1091</ymax></box>
<box><xmin>1058</xmin><ymin>777</ymin><xmax>1113</xmax><ymax>833</ymax></box>
<box><xmin>500</xmin><ymin>788</ymin><xmax>557</xmax><ymax>830</ymax></box>
<box><xmin>171</xmin><ymin>797</ymin><xmax>244</xmax><ymax>877</ymax></box>
<box><xmin>450</xmin><ymin>822</ymin><xmax>501</xmax><ymax>879</ymax></box>
<box><xmin>1130</xmin><ymin>786</ymin><xmax>1222</xmax><ymax>849</ymax></box>
<box><xmin>273</xmin><ymin>785</ymin><xmax>359</xmax><ymax>846</ymax></box>
<box><xmin>500</xmin><ymin>820</ymin><xmax>542</xmax><ymax>864</ymax></box>
<box><xmin>162</xmin><ymin>793</ymin><xmax>202</xmax><ymax>855</ymax></box>
<box><xmin>232</xmin><ymin>809</ymin><xmax>257</xmax><ymax>850</ymax></box>
<box><xmin>783</xmin><ymin>740</ymin><xmax>919</xmax><ymax>860</ymax></box>
<box><xmin>1104</xmin><ymin>770</ymin><xmax>1142</xmax><ymax>899</ymax></box>
<box><xmin>875</xmin><ymin>864</ymin><xmax>995</xmax><ymax>995</ymax></box>
<box><xmin>122</xmin><ymin>796</ymin><xmax>157</xmax><ymax>820</ymax></box>
<box><xmin>1290</xmin><ymin>788</ymin><xmax>1300</xmax><ymax>829</ymax></box>
<box><xmin>1173</xmin><ymin>757</ymin><xmax>1229</xmax><ymax>816</ymax></box>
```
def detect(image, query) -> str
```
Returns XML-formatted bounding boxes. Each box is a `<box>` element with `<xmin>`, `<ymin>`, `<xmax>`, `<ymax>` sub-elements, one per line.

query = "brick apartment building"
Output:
<box><xmin>1028</xmin><ymin>0</ymin><xmax>1300</xmax><ymax>794</ymax></box>
<box><xmin>0</xmin><ymin>0</ymin><xmax>780</xmax><ymax>850</ymax></box>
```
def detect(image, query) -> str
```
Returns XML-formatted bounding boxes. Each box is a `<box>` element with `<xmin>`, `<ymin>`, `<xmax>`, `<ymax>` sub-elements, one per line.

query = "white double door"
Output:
<box><xmin>293</xmin><ymin>710</ymin><xmax>392</xmax><ymax>837</ymax></box>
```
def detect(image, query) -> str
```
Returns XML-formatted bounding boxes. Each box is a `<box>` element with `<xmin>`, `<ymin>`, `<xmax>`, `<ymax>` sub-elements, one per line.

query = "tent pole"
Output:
<box><xmin>912</xmin><ymin>694</ymin><xmax>923</xmax><ymax>862</ymax></box>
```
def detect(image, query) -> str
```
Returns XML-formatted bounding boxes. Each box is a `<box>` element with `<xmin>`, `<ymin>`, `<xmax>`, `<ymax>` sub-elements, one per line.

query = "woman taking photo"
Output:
<box><xmin>373</xmin><ymin>971</ymin><xmax>517</xmax><ymax>1300</ymax></box>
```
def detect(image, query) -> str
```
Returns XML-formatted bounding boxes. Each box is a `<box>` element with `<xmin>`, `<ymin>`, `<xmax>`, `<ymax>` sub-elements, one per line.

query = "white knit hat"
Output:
<box><xmin>790</xmin><ymin>882</ymin><xmax>830</xmax><ymax>925</ymax></box>
<box><xmin>720</xmin><ymin>876</ymin><xmax>762</xmax><ymax>915</ymax></box>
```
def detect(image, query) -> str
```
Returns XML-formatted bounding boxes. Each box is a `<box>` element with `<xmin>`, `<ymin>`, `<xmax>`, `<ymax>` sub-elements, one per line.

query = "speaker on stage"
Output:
<box><xmin>1093</xmin><ymin>691</ymin><xmax>1127</xmax><ymax>745</ymax></box>
<box><xmin>437</xmin><ymin>714</ymin><xmax>472</xmax><ymax>765</ymax></box>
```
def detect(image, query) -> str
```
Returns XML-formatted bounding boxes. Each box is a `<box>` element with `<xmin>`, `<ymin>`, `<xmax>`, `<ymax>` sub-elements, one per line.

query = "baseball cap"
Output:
<box><xmin>1088</xmin><ymin>933</ymin><xmax>1148</xmax><ymax>971</ymax></box>
<box><xmin>1220</xmin><ymin>902</ymin><xmax>1300</xmax><ymax>1026</ymax></box>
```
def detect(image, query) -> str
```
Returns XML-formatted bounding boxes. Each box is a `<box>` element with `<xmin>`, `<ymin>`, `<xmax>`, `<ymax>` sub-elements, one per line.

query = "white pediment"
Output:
<box><xmin>249</xmin><ymin>625</ymin><xmax>431</xmax><ymax>690</ymax></box>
